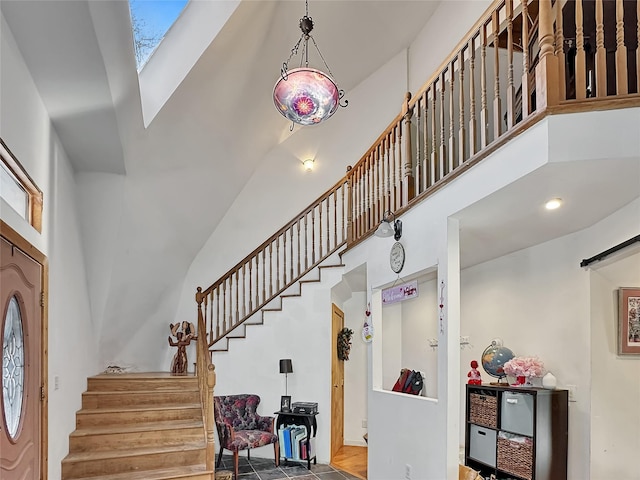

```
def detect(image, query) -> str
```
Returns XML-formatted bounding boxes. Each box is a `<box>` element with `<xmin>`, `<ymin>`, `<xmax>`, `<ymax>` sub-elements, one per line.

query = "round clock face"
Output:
<box><xmin>389</xmin><ymin>241</ymin><xmax>405</xmax><ymax>273</ymax></box>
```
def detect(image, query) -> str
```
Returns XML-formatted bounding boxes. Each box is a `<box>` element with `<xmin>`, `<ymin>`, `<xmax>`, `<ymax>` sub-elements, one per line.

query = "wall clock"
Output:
<box><xmin>389</xmin><ymin>241</ymin><xmax>405</xmax><ymax>273</ymax></box>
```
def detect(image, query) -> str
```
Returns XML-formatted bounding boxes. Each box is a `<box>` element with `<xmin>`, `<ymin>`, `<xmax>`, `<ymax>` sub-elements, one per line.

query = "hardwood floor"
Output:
<box><xmin>331</xmin><ymin>445</ymin><xmax>367</xmax><ymax>480</ymax></box>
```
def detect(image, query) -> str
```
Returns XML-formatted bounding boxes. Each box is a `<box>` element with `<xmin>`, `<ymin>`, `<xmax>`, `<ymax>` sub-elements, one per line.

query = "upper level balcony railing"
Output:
<box><xmin>196</xmin><ymin>0</ymin><xmax>640</xmax><ymax>355</ymax></box>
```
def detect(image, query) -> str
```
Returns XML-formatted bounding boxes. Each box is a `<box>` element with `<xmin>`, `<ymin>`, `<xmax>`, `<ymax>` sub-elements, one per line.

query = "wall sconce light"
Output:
<box><xmin>302</xmin><ymin>159</ymin><xmax>315</xmax><ymax>171</ymax></box>
<box><xmin>375</xmin><ymin>211</ymin><xmax>402</xmax><ymax>241</ymax></box>
<box><xmin>279</xmin><ymin>358</ymin><xmax>293</xmax><ymax>396</ymax></box>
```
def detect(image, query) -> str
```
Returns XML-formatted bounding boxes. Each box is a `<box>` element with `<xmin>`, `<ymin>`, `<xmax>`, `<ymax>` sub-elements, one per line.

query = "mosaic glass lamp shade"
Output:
<box><xmin>273</xmin><ymin>67</ymin><xmax>340</xmax><ymax>126</ymax></box>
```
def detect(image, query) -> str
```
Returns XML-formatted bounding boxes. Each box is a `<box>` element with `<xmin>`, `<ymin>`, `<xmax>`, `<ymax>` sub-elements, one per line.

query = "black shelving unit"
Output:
<box><xmin>464</xmin><ymin>384</ymin><xmax>568</xmax><ymax>480</ymax></box>
<box><xmin>275</xmin><ymin>411</ymin><xmax>318</xmax><ymax>470</ymax></box>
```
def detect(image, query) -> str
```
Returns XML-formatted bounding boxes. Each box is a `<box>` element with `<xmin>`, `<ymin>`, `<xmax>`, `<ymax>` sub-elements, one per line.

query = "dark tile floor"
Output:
<box><xmin>216</xmin><ymin>454</ymin><xmax>361</xmax><ymax>480</ymax></box>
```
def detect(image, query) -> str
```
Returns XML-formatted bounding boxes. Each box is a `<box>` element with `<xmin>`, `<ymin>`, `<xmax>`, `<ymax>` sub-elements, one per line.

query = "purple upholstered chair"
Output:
<box><xmin>214</xmin><ymin>394</ymin><xmax>280</xmax><ymax>478</ymax></box>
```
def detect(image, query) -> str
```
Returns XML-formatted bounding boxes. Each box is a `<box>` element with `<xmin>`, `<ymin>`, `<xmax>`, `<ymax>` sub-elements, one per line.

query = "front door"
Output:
<box><xmin>330</xmin><ymin>303</ymin><xmax>344</xmax><ymax>459</ymax></box>
<box><xmin>1</xmin><ymin>235</ymin><xmax>42</xmax><ymax>479</ymax></box>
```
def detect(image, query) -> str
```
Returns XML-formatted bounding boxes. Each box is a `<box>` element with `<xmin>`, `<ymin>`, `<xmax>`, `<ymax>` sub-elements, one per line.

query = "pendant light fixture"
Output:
<box><xmin>273</xmin><ymin>0</ymin><xmax>347</xmax><ymax>128</ymax></box>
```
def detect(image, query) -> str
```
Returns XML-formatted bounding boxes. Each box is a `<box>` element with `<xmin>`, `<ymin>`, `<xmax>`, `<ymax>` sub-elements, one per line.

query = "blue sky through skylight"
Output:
<box><xmin>129</xmin><ymin>0</ymin><xmax>189</xmax><ymax>69</ymax></box>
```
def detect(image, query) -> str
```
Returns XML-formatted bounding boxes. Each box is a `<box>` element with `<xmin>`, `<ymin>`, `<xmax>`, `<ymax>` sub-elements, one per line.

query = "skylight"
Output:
<box><xmin>129</xmin><ymin>0</ymin><xmax>189</xmax><ymax>70</ymax></box>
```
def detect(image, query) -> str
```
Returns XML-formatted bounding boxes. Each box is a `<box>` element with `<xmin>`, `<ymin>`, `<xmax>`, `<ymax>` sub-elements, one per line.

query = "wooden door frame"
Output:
<box><xmin>1</xmin><ymin>220</ymin><xmax>48</xmax><ymax>480</ymax></box>
<box><xmin>330</xmin><ymin>303</ymin><xmax>344</xmax><ymax>460</ymax></box>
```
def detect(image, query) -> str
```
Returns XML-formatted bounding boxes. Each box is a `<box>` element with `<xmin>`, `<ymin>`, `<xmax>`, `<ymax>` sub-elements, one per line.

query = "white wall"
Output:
<box><xmin>588</xmin><ymin>201</ymin><xmax>640</xmax><ymax>480</ymax></box>
<box><xmin>1</xmin><ymin>14</ymin><xmax>98</xmax><ymax>480</ymax></box>
<box><xmin>342</xmin><ymin>291</ymin><xmax>369</xmax><ymax>447</ymax></box>
<box><xmin>208</xmin><ymin>266</ymin><xmax>343</xmax><ymax>464</ymax></box>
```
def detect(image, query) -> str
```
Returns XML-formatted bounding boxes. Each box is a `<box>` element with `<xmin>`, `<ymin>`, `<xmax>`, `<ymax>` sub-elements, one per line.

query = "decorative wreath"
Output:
<box><xmin>337</xmin><ymin>327</ymin><xmax>354</xmax><ymax>361</ymax></box>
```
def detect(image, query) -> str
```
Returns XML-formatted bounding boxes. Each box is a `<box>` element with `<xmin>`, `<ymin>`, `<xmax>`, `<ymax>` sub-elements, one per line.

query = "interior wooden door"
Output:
<box><xmin>1</xmin><ymin>236</ymin><xmax>42</xmax><ymax>480</ymax></box>
<box><xmin>330</xmin><ymin>303</ymin><xmax>344</xmax><ymax>459</ymax></box>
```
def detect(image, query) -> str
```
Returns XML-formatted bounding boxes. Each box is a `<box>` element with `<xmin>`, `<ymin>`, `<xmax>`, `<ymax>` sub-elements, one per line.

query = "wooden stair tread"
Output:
<box><xmin>88</xmin><ymin>372</ymin><xmax>195</xmax><ymax>379</ymax></box>
<box><xmin>70</xmin><ymin>419</ymin><xmax>203</xmax><ymax>436</ymax></box>
<box><xmin>68</xmin><ymin>464</ymin><xmax>212</xmax><ymax>480</ymax></box>
<box><xmin>84</xmin><ymin>388</ymin><xmax>198</xmax><ymax>394</ymax></box>
<box><xmin>78</xmin><ymin>403</ymin><xmax>200</xmax><ymax>414</ymax></box>
<box><xmin>63</xmin><ymin>443</ymin><xmax>205</xmax><ymax>462</ymax></box>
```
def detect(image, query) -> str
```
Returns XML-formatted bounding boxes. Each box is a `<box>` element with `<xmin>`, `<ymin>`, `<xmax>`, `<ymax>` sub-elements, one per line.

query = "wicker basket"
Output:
<box><xmin>497</xmin><ymin>433</ymin><xmax>533</xmax><ymax>480</ymax></box>
<box><xmin>469</xmin><ymin>393</ymin><xmax>497</xmax><ymax>428</ymax></box>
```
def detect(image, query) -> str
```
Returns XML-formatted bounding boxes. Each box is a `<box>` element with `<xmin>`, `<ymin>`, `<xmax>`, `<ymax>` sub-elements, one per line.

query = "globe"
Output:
<box><xmin>481</xmin><ymin>339</ymin><xmax>514</xmax><ymax>382</ymax></box>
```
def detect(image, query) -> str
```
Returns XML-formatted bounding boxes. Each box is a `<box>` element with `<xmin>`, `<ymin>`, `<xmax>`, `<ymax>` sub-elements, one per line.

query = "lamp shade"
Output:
<box><xmin>273</xmin><ymin>68</ymin><xmax>340</xmax><ymax>126</ymax></box>
<box><xmin>279</xmin><ymin>359</ymin><xmax>293</xmax><ymax>374</ymax></box>
<box><xmin>375</xmin><ymin>221</ymin><xmax>394</xmax><ymax>238</ymax></box>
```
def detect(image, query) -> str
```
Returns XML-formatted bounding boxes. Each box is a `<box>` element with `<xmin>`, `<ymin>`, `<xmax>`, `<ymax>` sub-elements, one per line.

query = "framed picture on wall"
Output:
<box><xmin>618</xmin><ymin>287</ymin><xmax>640</xmax><ymax>355</ymax></box>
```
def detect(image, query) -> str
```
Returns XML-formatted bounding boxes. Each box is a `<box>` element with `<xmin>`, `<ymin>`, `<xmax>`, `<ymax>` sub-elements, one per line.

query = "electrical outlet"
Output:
<box><xmin>405</xmin><ymin>464</ymin><xmax>412</xmax><ymax>479</ymax></box>
<box><xmin>460</xmin><ymin>335</ymin><xmax>470</xmax><ymax>344</ymax></box>
<box><xmin>567</xmin><ymin>384</ymin><xmax>577</xmax><ymax>402</ymax></box>
<box><xmin>361</xmin><ymin>419</ymin><xmax>367</xmax><ymax>428</ymax></box>
<box><xmin>54</xmin><ymin>375</ymin><xmax>59</xmax><ymax>390</ymax></box>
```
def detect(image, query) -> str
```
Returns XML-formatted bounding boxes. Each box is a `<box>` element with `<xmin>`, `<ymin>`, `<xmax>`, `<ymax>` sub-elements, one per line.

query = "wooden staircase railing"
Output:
<box><xmin>196</xmin><ymin>289</ymin><xmax>216</xmax><ymax>477</ymax></box>
<box><xmin>197</xmin><ymin>178</ymin><xmax>350</xmax><ymax>352</ymax></box>
<box><xmin>197</xmin><ymin>0</ymin><xmax>640</xmax><ymax>352</ymax></box>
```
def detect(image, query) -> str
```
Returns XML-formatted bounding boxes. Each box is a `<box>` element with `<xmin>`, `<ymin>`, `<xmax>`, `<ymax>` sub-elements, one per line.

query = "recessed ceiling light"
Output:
<box><xmin>545</xmin><ymin>198</ymin><xmax>563</xmax><ymax>210</ymax></box>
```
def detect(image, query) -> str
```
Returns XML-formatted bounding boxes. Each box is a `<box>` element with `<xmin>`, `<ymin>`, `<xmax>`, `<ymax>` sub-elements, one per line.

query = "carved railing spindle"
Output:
<box><xmin>311</xmin><ymin>209</ymin><xmax>316</xmax><ymax>264</ymax></box>
<box><xmin>469</xmin><ymin>36</ymin><xmax>478</xmax><ymax>155</ymax></box>
<box><xmin>346</xmin><ymin>168</ymin><xmax>353</xmax><ymax>243</ymax></box>
<box><xmin>439</xmin><ymin>74</ymin><xmax>447</xmax><ymax>179</ymax></box>
<box><xmin>222</xmin><ymin>280</ymin><xmax>227</xmax><ymax>334</ymax></box>
<box><xmin>615</xmin><ymin>0</ymin><xmax>628</xmax><ymax>95</ymax></box>
<box><xmin>458</xmin><ymin>52</ymin><xmax>466</xmax><ymax>165</ymax></box>
<box><xmin>575</xmin><ymin>0</ymin><xmax>587</xmax><ymax>99</ymax></box>
<box><xmin>448</xmin><ymin>62</ymin><xmax>456</xmax><ymax>172</ymax></box>
<box><xmin>506</xmin><ymin>0</ymin><xmax>515</xmax><ymax>129</ymax></box>
<box><xmin>415</xmin><ymin>97</ymin><xmax>422</xmax><ymax>194</ymax></box>
<box><xmin>421</xmin><ymin>91</ymin><xmax>429</xmax><ymax>190</ymax></box>
<box><xmin>520</xmin><ymin>0</ymin><xmax>530</xmax><ymax>117</ymax></box>
<box><xmin>235</xmin><ymin>269</ymin><xmax>239</xmax><ymax>322</ymax></box>
<box><xmin>242</xmin><ymin>264</ymin><xmax>247</xmax><ymax>317</ymax></box>
<box><xmin>290</xmin><ymin>227</ymin><xmax>294</xmax><ymax>280</ymax></box>
<box><xmin>595</xmin><ymin>0</ymin><xmax>606</xmax><ymax>97</ymax></box>
<box><xmin>215</xmin><ymin>286</ymin><xmax>220</xmax><ymax>339</ymax></box>
<box><xmin>430</xmin><ymin>85</ymin><xmax>438</xmax><ymax>183</ymax></box>
<box><xmin>269</xmin><ymin>243</ymin><xmax>273</xmax><ymax>297</ymax></box>
<box><xmin>480</xmin><ymin>22</ymin><xmax>489</xmax><ymax>148</ymax></box>
<box><xmin>336</xmin><ymin>190</ymin><xmax>344</xmax><ymax>248</ymax></box>
<box><xmin>492</xmin><ymin>10</ymin><xmax>502</xmax><ymax>139</ymax></box>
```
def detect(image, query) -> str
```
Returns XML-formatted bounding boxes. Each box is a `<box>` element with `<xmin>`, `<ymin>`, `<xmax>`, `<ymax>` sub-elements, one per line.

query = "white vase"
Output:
<box><xmin>542</xmin><ymin>372</ymin><xmax>557</xmax><ymax>389</ymax></box>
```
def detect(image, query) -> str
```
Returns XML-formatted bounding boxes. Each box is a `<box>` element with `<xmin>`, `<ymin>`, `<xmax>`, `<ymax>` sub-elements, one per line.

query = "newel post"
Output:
<box><xmin>401</xmin><ymin>92</ymin><xmax>415</xmax><ymax>205</ymax></box>
<box><xmin>535</xmin><ymin>0</ymin><xmax>560</xmax><ymax>110</ymax></box>
<box><xmin>205</xmin><ymin>363</ymin><xmax>216</xmax><ymax>472</ymax></box>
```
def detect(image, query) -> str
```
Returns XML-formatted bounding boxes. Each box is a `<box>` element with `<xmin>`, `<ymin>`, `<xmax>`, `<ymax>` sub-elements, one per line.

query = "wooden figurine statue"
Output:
<box><xmin>168</xmin><ymin>322</ymin><xmax>197</xmax><ymax>375</ymax></box>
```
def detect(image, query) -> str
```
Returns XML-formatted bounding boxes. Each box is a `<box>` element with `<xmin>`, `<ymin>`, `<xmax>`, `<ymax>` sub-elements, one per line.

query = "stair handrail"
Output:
<box><xmin>198</xmin><ymin>177</ymin><xmax>350</xmax><ymax>350</ymax></box>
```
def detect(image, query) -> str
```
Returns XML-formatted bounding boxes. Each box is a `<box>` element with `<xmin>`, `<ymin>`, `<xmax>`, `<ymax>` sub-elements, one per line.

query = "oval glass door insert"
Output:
<box><xmin>2</xmin><ymin>296</ymin><xmax>25</xmax><ymax>439</ymax></box>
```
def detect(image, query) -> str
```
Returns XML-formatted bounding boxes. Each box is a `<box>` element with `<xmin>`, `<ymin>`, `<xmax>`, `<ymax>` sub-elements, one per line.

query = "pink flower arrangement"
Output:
<box><xmin>503</xmin><ymin>356</ymin><xmax>544</xmax><ymax>378</ymax></box>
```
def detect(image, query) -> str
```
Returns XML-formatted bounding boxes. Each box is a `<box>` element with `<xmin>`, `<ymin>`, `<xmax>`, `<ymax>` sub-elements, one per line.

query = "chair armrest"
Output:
<box><xmin>255</xmin><ymin>414</ymin><xmax>275</xmax><ymax>433</ymax></box>
<box><xmin>216</xmin><ymin>421</ymin><xmax>235</xmax><ymax>447</ymax></box>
